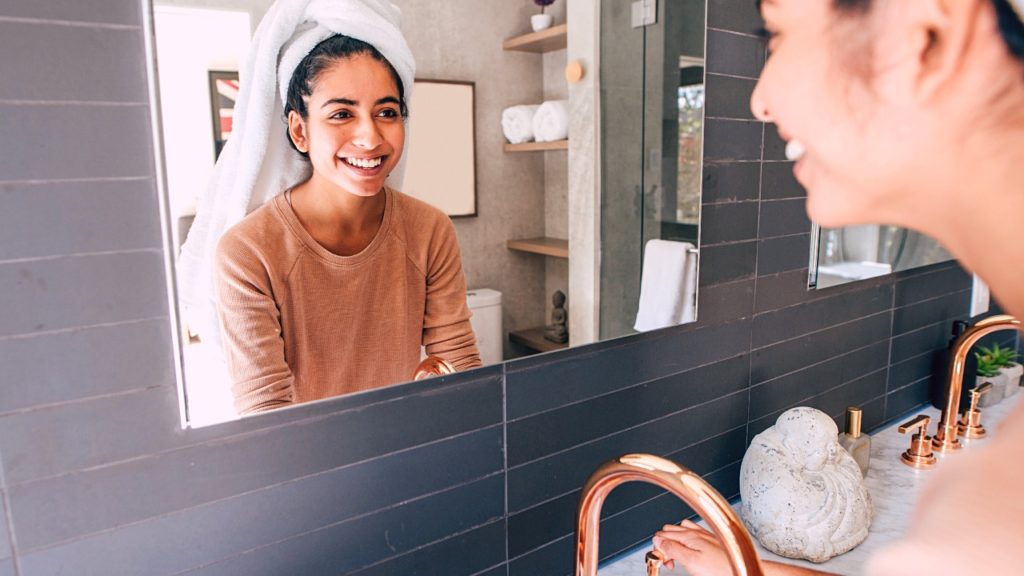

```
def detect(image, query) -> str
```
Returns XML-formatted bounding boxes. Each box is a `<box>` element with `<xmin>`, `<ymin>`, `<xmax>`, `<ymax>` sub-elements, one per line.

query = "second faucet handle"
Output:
<box><xmin>958</xmin><ymin>382</ymin><xmax>993</xmax><ymax>439</ymax></box>
<box><xmin>898</xmin><ymin>414</ymin><xmax>937</xmax><ymax>469</ymax></box>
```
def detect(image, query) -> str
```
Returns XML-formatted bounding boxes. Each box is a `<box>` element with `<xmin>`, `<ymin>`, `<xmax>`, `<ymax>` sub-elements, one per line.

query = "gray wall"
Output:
<box><xmin>0</xmin><ymin>1</ymin><xmax>1000</xmax><ymax>575</ymax></box>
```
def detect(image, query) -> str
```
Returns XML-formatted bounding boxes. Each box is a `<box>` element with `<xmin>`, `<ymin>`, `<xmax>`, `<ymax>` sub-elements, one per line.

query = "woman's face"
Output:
<box><xmin>291</xmin><ymin>54</ymin><xmax>405</xmax><ymax>198</ymax></box>
<box><xmin>751</xmin><ymin>0</ymin><xmax>924</xmax><ymax>229</ymax></box>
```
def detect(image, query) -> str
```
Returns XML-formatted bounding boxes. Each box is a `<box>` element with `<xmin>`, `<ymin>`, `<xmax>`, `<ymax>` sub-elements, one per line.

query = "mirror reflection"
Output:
<box><xmin>810</xmin><ymin>224</ymin><xmax>954</xmax><ymax>289</ymax></box>
<box><xmin>153</xmin><ymin>0</ymin><xmax>708</xmax><ymax>426</ymax></box>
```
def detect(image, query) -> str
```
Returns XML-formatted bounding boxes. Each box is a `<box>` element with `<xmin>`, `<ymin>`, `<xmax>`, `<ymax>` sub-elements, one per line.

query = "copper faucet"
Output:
<box><xmin>933</xmin><ymin>314</ymin><xmax>1020</xmax><ymax>453</ymax></box>
<box><xmin>412</xmin><ymin>356</ymin><xmax>455</xmax><ymax>380</ymax></box>
<box><xmin>575</xmin><ymin>454</ymin><xmax>764</xmax><ymax>576</ymax></box>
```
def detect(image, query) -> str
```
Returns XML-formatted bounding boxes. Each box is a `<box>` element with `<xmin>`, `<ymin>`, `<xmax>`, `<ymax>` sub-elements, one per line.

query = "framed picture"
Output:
<box><xmin>207</xmin><ymin>70</ymin><xmax>239</xmax><ymax>159</ymax></box>
<box><xmin>403</xmin><ymin>79</ymin><xmax>478</xmax><ymax>217</ymax></box>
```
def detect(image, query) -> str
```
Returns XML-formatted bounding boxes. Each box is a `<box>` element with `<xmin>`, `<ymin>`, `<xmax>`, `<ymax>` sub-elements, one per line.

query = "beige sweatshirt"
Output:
<box><xmin>214</xmin><ymin>187</ymin><xmax>481</xmax><ymax>415</ymax></box>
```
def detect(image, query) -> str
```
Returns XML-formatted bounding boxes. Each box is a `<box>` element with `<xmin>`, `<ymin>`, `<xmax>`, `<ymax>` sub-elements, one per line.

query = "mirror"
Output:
<box><xmin>151</xmin><ymin>0</ymin><xmax>708</xmax><ymax>426</ymax></box>
<box><xmin>810</xmin><ymin>224</ymin><xmax>954</xmax><ymax>289</ymax></box>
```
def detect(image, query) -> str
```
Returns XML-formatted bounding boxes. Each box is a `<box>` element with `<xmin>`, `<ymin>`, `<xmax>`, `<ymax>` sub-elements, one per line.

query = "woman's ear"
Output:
<box><xmin>287</xmin><ymin>110</ymin><xmax>309</xmax><ymax>153</ymax></box>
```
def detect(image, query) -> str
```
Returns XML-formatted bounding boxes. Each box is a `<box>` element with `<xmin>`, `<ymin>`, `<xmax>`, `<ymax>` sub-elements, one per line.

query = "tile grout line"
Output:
<box><xmin>0</xmin><ymin>15</ymin><xmax>139</xmax><ymax>30</ymax></box>
<box><xmin>501</xmin><ymin>362</ymin><xmax>510</xmax><ymax>572</ymax></box>
<box><xmin>0</xmin><ymin>452</ymin><xmax>23</xmax><ymax>576</ymax></box>
<box><xmin>0</xmin><ymin>247</ymin><xmax>162</xmax><ymax>267</ymax></box>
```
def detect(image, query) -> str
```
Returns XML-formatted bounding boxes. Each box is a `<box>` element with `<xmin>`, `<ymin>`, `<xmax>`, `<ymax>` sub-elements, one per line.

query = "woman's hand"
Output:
<box><xmin>653</xmin><ymin>520</ymin><xmax>732</xmax><ymax>576</ymax></box>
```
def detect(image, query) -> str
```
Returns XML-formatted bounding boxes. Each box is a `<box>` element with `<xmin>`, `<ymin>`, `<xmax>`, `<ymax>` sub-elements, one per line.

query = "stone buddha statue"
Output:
<box><xmin>739</xmin><ymin>407</ymin><xmax>873</xmax><ymax>563</ymax></box>
<box><xmin>543</xmin><ymin>290</ymin><xmax>568</xmax><ymax>344</ymax></box>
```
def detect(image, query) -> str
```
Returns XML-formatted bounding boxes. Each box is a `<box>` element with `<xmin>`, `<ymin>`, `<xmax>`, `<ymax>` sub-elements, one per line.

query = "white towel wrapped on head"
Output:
<box><xmin>634</xmin><ymin>240</ymin><xmax>699</xmax><ymax>332</ymax></box>
<box><xmin>176</xmin><ymin>0</ymin><xmax>416</xmax><ymax>346</ymax></box>
<box><xmin>501</xmin><ymin>105</ymin><xmax>539</xmax><ymax>144</ymax></box>
<box><xmin>532</xmin><ymin>99</ymin><xmax>569</xmax><ymax>142</ymax></box>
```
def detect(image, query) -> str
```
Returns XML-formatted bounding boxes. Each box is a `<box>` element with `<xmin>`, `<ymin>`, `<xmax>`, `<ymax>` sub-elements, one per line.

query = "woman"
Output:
<box><xmin>654</xmin><ymin>0</ymin><xmax>1024</xmax><ymax>573</ymax></box>
<box><xmin>214</xmin><ymin>32</ymin><xmax>480</xmax><ymax>416</ymax></box>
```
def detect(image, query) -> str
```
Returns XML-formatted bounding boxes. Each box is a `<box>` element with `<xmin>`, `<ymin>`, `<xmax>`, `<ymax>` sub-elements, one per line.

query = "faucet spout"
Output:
<box><xmin>934</xmin><ymin>314</ymin><xmax>1020</xmax><ymax>453</ymax></box>
<box><xmin>575</xmin><ymin>454</ymin><xmax>764</xmax><ymax>576</ymax></box>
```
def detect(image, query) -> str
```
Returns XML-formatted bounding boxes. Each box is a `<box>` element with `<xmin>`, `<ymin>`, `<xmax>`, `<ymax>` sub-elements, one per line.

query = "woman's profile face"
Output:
<box><xmin>292</xmin><ymin>54</ymin><xmax>405</xmax><ymax>198</ymax></box>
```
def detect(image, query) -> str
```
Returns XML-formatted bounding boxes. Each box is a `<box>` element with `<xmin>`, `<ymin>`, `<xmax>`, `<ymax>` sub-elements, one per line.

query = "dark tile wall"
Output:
<box><xmin>0</xmin><ymin>1</ymin><xmax>992</xmax><ymax>576</ymax></box>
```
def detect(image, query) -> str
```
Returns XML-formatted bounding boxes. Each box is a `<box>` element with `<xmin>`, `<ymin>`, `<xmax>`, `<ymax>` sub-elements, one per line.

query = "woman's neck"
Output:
<box><xmin>288</xmin><ymin>176</ymin><xmax>387</xmax><ymax>256</ymax></box>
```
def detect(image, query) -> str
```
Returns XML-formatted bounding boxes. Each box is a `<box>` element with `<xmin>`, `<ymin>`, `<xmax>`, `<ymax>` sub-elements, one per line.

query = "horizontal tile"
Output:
<box><xmin>0</xmin><ymin>22</ymin><xmax>146</xmax><ymax>102</ymax></box>
<box><xmin>758</xmin><ymin>198</ymin><xmax>810</xmax><ymax>239</ymax></box>
<box><xmin>508</xmin><ymin>355</ymin><xmax>748</xmax><ymax>466</ymax></box>
<box><xmin>508</xmin><ymin>392</ymin><xmax>748</xmax><ymax>513</ymax></box>
<box><xmin>888</xmin><ymin>351</ymin><xmax>939</xmax><ymax>391</ymax></box>
<box><xmin>506</xmin><ymin>320</ymin><xmax>750</xmax><ymax>419</ymax></box>
<box><xmin>703</xmin><ymin>119</ymin><xmax>763</xmax><ymax>162</ymax></box>
<box><xmin>893</xmin><ymin>263</ymin><xmax>971</xmax><ymax>307</ymax></box>
<box><xmin>695</xmin><ymin>278</ymin><xmax>755</xmax><ymax>325</ymax></box>
<box><xmin>0</xmin><ymin>103</ymin><xmax>152</xmax><ymax>182</ymax></box>
<box><xmin>699</xmin><ymin>201</ymin><xmax>759</xmax><ymax>245</ymax></box>
<box><xmin>751</xmin><ymin>282</ymin><xmax>892</xmax><ymax>349</ymax></box>
<box><xmin>762</xmin><ymin>123</ymin><xmax>787</xmax><ymax>161</ymax></box>
<box><xmin>751</xmin><ymin>312</ymin><xmax>892</xmax><ymax>383</ymax></box>
<box><xmin>700</xmin><ymin>161</ymin><xmax>761</xmax><ymax>204</ymax></box>
<box><xmin>0</xmin><ymin>497</ymin><xmax>9</xmax><ymax>559</ymax></box>
<box><xmin>708</xmin><ymin>0</ymin><xmax>764</xmax><ymax>34</ymax></box>
<box><xmin>0</xmin><ymin>179</ymin><xmax>160</xmax><ymax>261</ymax></box>
<box><xmin>814</xmin><ymin>369</ymin><xmax>888</xmax><ymax>422</ymax></box>
<box><xmin>750</xmin><ymin>341</ymin><xmax>889</xmax><ymax>418</ymax></box>
<box><xmin>892</xmin><ymin>290</ymin><xmax>969</xmax><ymax>335</ymax></box>
<box><xmin>752</xmin><ymin>268</ymin><xmax>813</xmax><ymax>312</ymax></box>
<box><xmin>705</xmin><ymin>73</ymin><xmax>757</xmax><ymax>120</ymax></box>
<box><xmin>19</xmin><ymin>474</ymin><xmax>504</xmax><ymax>576</ymax></box>
<box><xmin>347</xmin><ymin>520</ymin><xmax>507</xmax><ymax>576</ymax></box>
<box><xmin>10</xmin><ymin>384</ymin><xmax>502</xmax><ymax>550</ymax></box>
<box><xmin>760</xmin><ymin>161</ymin><xmax>805</xmax><ymax>200</ymax></box>
<box><xmin>757</xmin><ymin>234</ymin><xmax>811</xmax><ymax>276</ymax></box>
<box><xmin>0</xmin><ymin>1</ymin><xmax>140</xmax><ymax>25</ymax></box>
<box><xmin>0</xmin><ymin>251</ymin><xmax>167</xmax><ymax>338</ymax></box>
<box><xmin>705</xmin><ymin>29</ymin><xmax>765</xmax><ymax>79</ymax></box>
<box><xmin>471</xmin><ymin>566</ymin><xmax>507</xmax><ymax>576</ymax></box>
<box><xmin>0</xmin><ymin>319</ymin><xmax>174</xmax><ymax>413</ymax></box>
<box><xmin>885</xmin><ymin>379</ymin><xmax>932</xmax><ymax>421</ymax></box>
<box><xmin>0</xmin><ymin>559</ymin><xmax>11</xmax><ymax>576</ymax></box>
<box><xmin>699</xmin><ymin>241</ymin><xmax>757</xmax><ymax>285</ymax></box>
<box><xmin>890</xmin><ymin>320</ymin><xmax>955</xmax><ymax>364</ymax></box>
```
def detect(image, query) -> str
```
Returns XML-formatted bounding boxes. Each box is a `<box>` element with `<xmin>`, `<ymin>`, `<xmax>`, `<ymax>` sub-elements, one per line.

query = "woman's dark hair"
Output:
<box><xmin>831</xmin><ymin>0</ymin><xmax>1024</xmax><ymax>62</ymax></box>
<box><xmin>284</xmin><ymin>34</ymin><xmax>408</xmax><ymax>158</ymax></box>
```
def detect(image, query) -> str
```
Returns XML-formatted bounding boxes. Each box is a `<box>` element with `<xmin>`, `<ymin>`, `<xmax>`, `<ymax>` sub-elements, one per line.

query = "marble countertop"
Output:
<box><xmin>600</xmin><ymin>393</ymin><xmax>1021</xmax><ymax>576</ymax></box>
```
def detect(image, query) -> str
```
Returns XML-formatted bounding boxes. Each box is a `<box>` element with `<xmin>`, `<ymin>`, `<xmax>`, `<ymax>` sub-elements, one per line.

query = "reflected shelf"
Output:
<box><xmin>509</xmin><ymin>327</ymin><xmax>568</xmax><ymax>354</ymax></box>
<box><xmin>503</xmin><ymin>140</ymin><xmax>569</xmax><ymax>152</ymax></box>
<box><xmin>506</xmin><ymin>237</ymin><xmax>569</xmax><ymax>258</ymax></box>
<box><xmin>502</xmin><ymin>24</ymin><xmax>568</xmax><ymax>53</ymax></box>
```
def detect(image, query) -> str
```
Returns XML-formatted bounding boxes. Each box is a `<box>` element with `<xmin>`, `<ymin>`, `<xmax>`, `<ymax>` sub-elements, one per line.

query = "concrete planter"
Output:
<box><xmin>977</xmin><ymin>373</ymin><xmax>1008</xmax><ymax>407</ymax></box>
<box><xmin>1002</xmin><ymin>363</ymin><xmax>1023</xmax><ymax>397</ymax></box>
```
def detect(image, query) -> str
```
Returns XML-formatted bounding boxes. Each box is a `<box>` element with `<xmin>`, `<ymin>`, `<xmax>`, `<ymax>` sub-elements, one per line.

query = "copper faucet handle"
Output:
<box><xmin>958</xmin><ymin>383</ymin><xmax>993</xmax><ymax>439</ymax></box>
<box><xmin>898</xmin><ymin>414</ymin><xmax>937</xmax><ymax>469</ymax></box>
<box><xmin>645</xmin><ymin>549</ymin><xmax>665</xmax><ymax>576</ymax></box>
<box><xmin>967</xmin><ymin>382</ymin><xmax>993</xmax><ymax>411</ymax></box>
<box><xmin>413</xmin><ymin>356</ymin><xmax>455</xmax><ymax>381</ymax></box>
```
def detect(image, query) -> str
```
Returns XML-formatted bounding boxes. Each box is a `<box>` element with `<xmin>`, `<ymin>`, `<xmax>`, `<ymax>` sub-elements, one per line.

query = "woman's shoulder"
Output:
<box><xmin>390</xmin><ymin>188</ymin><xmax>454</xmax><ymax>239</ymax></box>
<box><xmin>216</xmin><ymin>195</ymin><xmax>290</xmax><ymax>260</ymax></box>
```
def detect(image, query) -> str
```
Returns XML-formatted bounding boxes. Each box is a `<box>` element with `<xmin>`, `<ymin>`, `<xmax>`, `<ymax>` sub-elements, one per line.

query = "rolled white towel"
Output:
<box><xmin>501</xmin><ymin>105</ymin><xmax>539</xmax><ymax>144</ymax></box>
<box><xmin>532</xmin><ymin>99</ymin><xmax>569</xmax><ymax>142</ymax></box>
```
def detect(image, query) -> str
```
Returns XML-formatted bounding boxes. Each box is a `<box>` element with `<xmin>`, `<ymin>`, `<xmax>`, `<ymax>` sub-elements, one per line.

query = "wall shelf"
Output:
<box><xmin>507</xmin><ymin>237</ymin><xmax>569</xmax><ymax>259</ymax></box>
<box><xmin>502</xmin><ymin>24</ymin><xmax>568</xmax><ymax>53</ymax></box>
<box><xmin>504</xmin><ymin>140</ymin><xmax>569</xmax><ymax>153</ymax></box>
<box><xmin>509</xmin><ymin>327</ymin><xmax>568</xmax><ymax>353</ymax></box>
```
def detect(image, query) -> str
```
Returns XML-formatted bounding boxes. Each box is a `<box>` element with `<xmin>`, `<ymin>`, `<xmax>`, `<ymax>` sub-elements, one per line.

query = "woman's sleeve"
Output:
<box><xmin>422</xmin><ymin>216</ymin><xmax>483</xmax><ymax>371</ymax></box>
<box><xmin>214</xmin><ymin>234</ymin><xmax>295</xmax><ymax>415</ymax></box>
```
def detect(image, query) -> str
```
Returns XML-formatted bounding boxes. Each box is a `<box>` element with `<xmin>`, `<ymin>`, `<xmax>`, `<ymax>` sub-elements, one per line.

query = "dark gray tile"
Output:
<box><xmin>0</xmin><ymin>0</ymin><xmax>140</xmax><ymax>25</ymax></box>
<box><xmin>0</xmin><ymin>319</ymin><xmax>173</xmax><ymax>414</ymax></box>
<box><xmin>471</xmin><ymin>566</ymin><xmax>507</xmax><ymax>576</ymax></box>
<box><xmin>0</xmin><ymin>251</ymin><xmax>167</xmax><ymax>338</ymax></box>
<box><xmin>508</xmin><ymin>392</ymin><xmax>748</xmax><ymax>513</ymax></box>
<box><xmin>891</xmin><ymin>320</ymin><xmax>955</xmax><ymax>364</ymax></box>
<box><xmin>696</xmin><ymin>279</ymin><xmax>755</xmax><ymax>325</ymax></box>
<box><xmin>888</xmin><ymin>351</ymin><xmax>938</xmax><ymax>391</ymax></box>
<box><xmin>0</xmin><ymin>104</ymin><xmax>152</xmax><ymax>182</ymax></box>
<box><xmin>0</xmin><ymin>22</ymin><xmax>146</xmax><ymax>102</ymax></box>
<box><xmin>10</xmin><ymin>388</ymin><xmax>502</xmax><ymax>550</ymax></box>
<box><xmin>885</xmin><ymin>379</ymin><xmax>932</xmax><ymax>421</ymax></box>
<box><xmin>760</xmin><ymin>161</ymin><xmax>805</xmax><ymax>200</ymax></box>
<box><xmin>705</xmin><ymin>29</ymin><xmax>765</xmax><ymax>79</ymax></box>
<box><xmin>703</xmin><ymin>119</ymin><xmax>763</xmax><ymax>162</ymax></box>
<box><xmin>0</xmin><ymin>179</ymin><xmax>160</xmax><ymax>261</ymax></box>
<box><xmin>892</xmin><ymin>290</ymin><xmax>969</xmax><ymax>335</ymax></box>
<box><xmin>506</xmin><ymin>319</ymin><xmax>750</xmax><ymax>419</ymax></box>
<box><xmin>347</xmin><ymin>521</ymin><xmax>507</xmax><ymax>576</ymax></box>
<box><xmin>753</xmin><ymin>268</ymin><xmax>813</xmax><ymax>312</ymax></box>
<box><xmin>751</xmin><ymin>312</ymin><xmax>892</xmax><ymax>383</ymax></box>
<box><xmin>708</xmin><ymin>0</ymin><xmax>764</xmax><ymax>34</ymax></box>
<box><xmin>762</xmin><ymin>124</ymin><xmax>788</xmax><ymax>161</ymax></box>
<box><xmin>705</xmin><ymin>73</ymin><xmax>757</xmax><ymax>120</ymax></box>
<box><xmin>701</xmin><ymin>161</ymin><xmax>761</xmax><ymax>204</ymax></box>
<box><xmin>893</xmin><ymin>263</ymin><xmax>971</xmax><ymax>307</ymax></box>
<box><xmin>699</xmin><ymin>241</ymin><xmax>757</xmax><ymax>285</ymax></box>
<box><xmin>19</xmin><ymin>474</ymin><xmax>504</xmax><ymax>576</ymax></box>
<box><xmin>751</xmin><ymin>283</ymin><xmax>892</xmax><ymax>349</ymax></box>
<box><xmin>757</xmin><ymin>234</ymin><xmax>811</xmax><ymax>276</ymax></box>
<box><xmin>507</xmin><ymin>355</ymin><xmax>748</xmax><ymax>466</ymax></box>
<box><xmin>699</xmin><ymin>201</ymin><xmax>759</xmax><ymax>245</ymax></box>
<box><xmin>758</xmin><ymin>199</ymin><xmax>810</xmax><ymax>239</ymax></box>
<box><xmin>814</xmin><ymin>369</ymin><xmax>888</xmax><ymax>421</ymax></box>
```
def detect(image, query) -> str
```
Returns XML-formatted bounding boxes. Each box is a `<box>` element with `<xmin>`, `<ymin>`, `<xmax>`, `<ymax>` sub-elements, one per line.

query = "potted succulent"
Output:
<box><xmin>975</xmin><ymin>352</ymin><xmax>1006</xmax><ymax>407</ymax></box>
<box><xmin>532</xmin><ymin>0</ymin><xmax>556</xmax><ymax>31</ymax></box>
<box><xmin>983</xmin><ymin>342</ymin><xmax>1022</xmax><ymax>398</ymax></box>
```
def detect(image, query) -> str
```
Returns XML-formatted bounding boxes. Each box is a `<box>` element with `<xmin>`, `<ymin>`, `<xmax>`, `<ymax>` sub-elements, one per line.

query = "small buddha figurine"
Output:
<box><xmin>543</xmin><ymin>290</ymin><xmax>569</xmax><ymax>344</ymax></box>
<box><xmin>739</xmin><ymin>407</ymin><xmax>873</xmax><ymax>563</ymax></box>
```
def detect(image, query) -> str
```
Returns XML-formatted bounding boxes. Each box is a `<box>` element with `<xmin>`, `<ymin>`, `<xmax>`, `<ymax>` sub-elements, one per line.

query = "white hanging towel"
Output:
<box><xmin>501</xmin><ymin>105</ymin><xmax>539</xmax><ymax>144</ymax></box>
<box><xmin>532</xmin><ymin>99</ymin><xmax>569</xmax><ymax>142</ymax></box>
<box><xmin>175</xmin><ymin>0</ymin><xmax>416</xmax><ymax>346</ymax></box>
<box><xmin>634</xmin><ymin>240</ymin><xmax>699</xmax><ymax>332</ymax></box>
